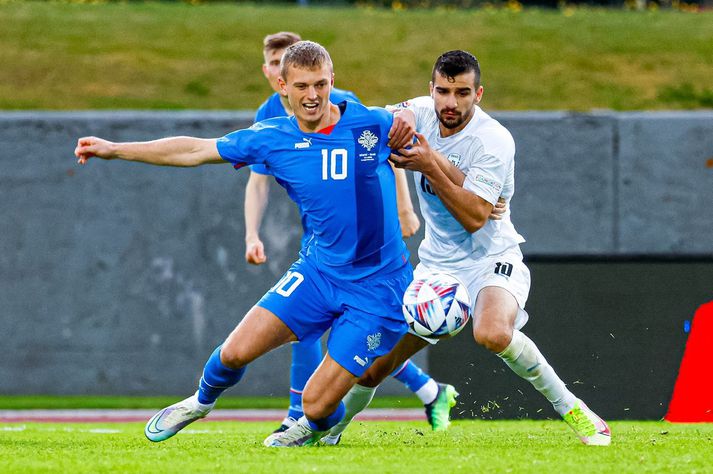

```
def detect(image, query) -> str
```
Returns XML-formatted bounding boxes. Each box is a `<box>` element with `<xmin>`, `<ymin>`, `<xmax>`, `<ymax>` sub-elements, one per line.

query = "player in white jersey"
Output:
<box><xmin>320</xmin><ymin>50</ymin><xmax>610</xmax><ymax>447</ymax></box>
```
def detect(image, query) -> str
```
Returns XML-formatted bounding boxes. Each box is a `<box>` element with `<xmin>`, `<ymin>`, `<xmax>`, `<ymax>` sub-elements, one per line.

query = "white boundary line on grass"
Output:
<box><xmin>0</xmin><ymin>408</ymin><xmax>424</xmax><ymax>423</ymax></box>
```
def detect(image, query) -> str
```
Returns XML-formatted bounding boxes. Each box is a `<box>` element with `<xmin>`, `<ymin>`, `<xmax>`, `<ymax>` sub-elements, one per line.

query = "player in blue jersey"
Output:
<box><xmin>246</xmin><ymin>32</ymin><xmax>456</xmax><ymax>439</ymax></box>
<box><xmin>74</xmin><ymin>41</ymin><xmax>422</xmax><ymax>447</ymax></box>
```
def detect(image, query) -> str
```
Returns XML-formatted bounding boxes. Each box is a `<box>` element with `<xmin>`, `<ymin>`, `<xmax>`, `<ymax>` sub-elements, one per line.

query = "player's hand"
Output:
<box><xmin>245</xmin><ymin>238</ymin><xmax>267</xmax><ymax>265</ymax></box>
<box><xmin>74</xmin><ymin>136</ymin><xmax>117</xmax><ymax>165</ymax></box>
<box><xmin>387</xmin><ymin>109</ymin><xmax>416</xmax><ymax>150</ymax></box>
<box><xmin>399</xmin><ymin>210</ymin><xmax>421</xmax><ymax>238</ymax></box>
<box><xmin>489</xmin><ymin>197</ymin><xmax>507</xmax><ymax>221</ymax></box>
<box><xmin>389</xmin><ymin>132</ymin><xmax>437</xmax><ymax>174</ymax></box>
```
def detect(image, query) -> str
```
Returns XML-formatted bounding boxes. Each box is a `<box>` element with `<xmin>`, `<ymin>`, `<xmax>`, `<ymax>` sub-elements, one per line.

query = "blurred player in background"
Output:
<box><xmin>74</xmin><ymin>41</ymin><xmax>435</xmax><ymax>447</ymax></box>
<box><xmin>246</xmin><ymin>32</ymin><xmax>457</xmax><ymax>440</ymax></box>
<box><xmin>280</xmin><ymin>50</ymin><xmax>611</xmax><ymax>447</ymax></box>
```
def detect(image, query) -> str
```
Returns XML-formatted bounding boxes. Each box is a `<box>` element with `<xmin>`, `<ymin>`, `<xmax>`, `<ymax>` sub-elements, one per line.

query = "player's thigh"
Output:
<box><xmin>359</xmin><ymin>333</ymin><xmax>430</xmax><ymax>387</ymax></box>
<box><xmin>221</xmin><ymin>305</ymin><xmax>297</xmax><ymax>367</ymax></box>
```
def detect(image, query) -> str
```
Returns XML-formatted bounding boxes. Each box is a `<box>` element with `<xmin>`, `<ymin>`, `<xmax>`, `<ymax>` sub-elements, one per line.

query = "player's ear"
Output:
<box><xmin>331</xmin><ymin>72</ymin><xmax>335</xmax><ymax>87</ymax></box>
<box><xmin>429</xmin><ymin>81</ymin><xmax>435</xmax><ymax>98</ymax></box>
<box><xmin>278</xmin><ymin>76</ymin><xmax>287</xmax><ymax>96</ymax></box>
<box><xmin>262</xmin><ymin>63</ymin><xmax>269</xmax><ymax>80</ymax></box>
<box><xmin>475</xmin><ymin>85</ymin><xmax>484</xmax><ymax>104</ymax></box>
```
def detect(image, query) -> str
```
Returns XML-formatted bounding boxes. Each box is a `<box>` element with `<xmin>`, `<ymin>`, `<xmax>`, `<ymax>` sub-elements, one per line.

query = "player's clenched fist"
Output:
<box><xmin>75</xmin><ymin>136</ymin><xmax>117</xmax><ymax>164</ymax></box>
<box><xmin>245</xmin><ymin>238</ymin><xmax>267</xmax><ymax>265</ymax></box>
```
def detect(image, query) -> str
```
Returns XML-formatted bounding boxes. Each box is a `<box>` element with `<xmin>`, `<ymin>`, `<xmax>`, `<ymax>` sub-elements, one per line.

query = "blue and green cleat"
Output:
<box><xmin>425</xmin><ymin>383</ymin><xmax>459</xmax><ymax>431</ymax></box>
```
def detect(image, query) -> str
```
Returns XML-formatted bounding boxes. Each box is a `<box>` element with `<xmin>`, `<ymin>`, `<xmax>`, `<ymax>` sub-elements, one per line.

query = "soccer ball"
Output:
<box><xmin>402</xmin><ymin>272</ymin><xmax>472</xmax><ymax>339</ymax></box>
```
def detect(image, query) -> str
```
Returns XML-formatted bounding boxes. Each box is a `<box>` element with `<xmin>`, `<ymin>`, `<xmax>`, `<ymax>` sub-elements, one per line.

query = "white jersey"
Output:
<box><xmin>404</xmin><ymin>96</ymin><xmax>526</xmax><ymax>271</ymax></box>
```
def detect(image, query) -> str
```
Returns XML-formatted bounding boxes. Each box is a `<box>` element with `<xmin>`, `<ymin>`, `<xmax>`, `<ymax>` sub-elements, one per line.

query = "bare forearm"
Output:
<box><xmin>244</xmin><ymin>174</ymin><xmax>270</xmax><ymax>241</ymax></box>
<box><xmin>422</xmin><ymin>164</ymin><xmax>490</xmax><ymax>233</ymax></box>
<box><xmin>433</xmin><ymin>153</ymin><xmax>466</xmax><ymax>187</ymax></box>
<box><xmin>112</xmin><ymin>137</ymin><xmax>222</xmax><ymax>167</ymax></box>
<box><xmin>391</xmin><ymin>163</ymin><xmax>415</xmax><ymax>215</ymax></box>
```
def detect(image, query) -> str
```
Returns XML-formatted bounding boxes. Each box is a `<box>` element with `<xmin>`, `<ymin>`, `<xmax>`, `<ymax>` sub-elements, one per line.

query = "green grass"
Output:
<box><xmin>1</xmin><ymin>420</ymin><xmax>711</xmax><ymax>473</ymax></box>
<box><xmin>0</xmin><ymin>2</ymin><xmax>711</xmax><ymax>110</ymax></box>
<box><xmin>0</xmin><ymin>395</ymin><xmax>422</xmax><ymax>410</ymax></box>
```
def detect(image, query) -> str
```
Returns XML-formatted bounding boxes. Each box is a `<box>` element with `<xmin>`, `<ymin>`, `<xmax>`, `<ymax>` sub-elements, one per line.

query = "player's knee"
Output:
<box><xmin>357</xmin><ymin>370</ymin><xmax>382</xmax><ymax>388</ymax></box>
<box><xmin>473</xmin><ymin>325</ymin><xmax>512</xmax><ymax>353</ymax></box>
<box><xmin>218</xmin><ymin>345</ymin><xmax>249</xmax><ymax>370</ymax></box>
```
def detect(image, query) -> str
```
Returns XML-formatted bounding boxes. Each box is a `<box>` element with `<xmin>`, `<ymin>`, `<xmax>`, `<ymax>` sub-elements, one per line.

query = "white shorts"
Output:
<box><xmin>412</xmin><ymin>246</ymin><xmax>531</xmax><ymax>344</ymax></box>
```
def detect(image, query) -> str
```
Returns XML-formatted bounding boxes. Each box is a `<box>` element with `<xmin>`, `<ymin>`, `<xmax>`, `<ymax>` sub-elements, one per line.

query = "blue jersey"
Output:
<box><xmin>251</xmin><ymin>88</ymin><xmax>361</xmax><ymax>249</ymax></box>
<box><xmin>217</xmin><ymin>101</ymin><xmax>408</xmax><ymax>281</ymax></box>
<box><xmin>252</xmin><ymin>88</ymin><xmax>360</xmax><ymax>175</ymax></box>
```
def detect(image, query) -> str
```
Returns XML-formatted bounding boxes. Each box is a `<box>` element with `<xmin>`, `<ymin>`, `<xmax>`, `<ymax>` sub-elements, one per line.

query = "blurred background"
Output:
<box><xmin>0</xmin><ymin>0</ymin><xmax>711</xmax><ymax>420</ymax></box>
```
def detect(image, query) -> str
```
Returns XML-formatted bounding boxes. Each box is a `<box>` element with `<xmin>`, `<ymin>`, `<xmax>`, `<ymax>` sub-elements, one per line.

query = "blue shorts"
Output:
<box><xmin>257</xmin><ymin>258</ymin><xmax>412</xmax><ymax>376</ymax></box>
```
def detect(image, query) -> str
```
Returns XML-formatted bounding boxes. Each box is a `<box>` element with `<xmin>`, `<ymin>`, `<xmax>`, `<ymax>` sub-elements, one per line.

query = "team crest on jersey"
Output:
<box><xmin>367</xmin><ymin>332</ymin><xmax>382</xmax><ymax>351</ymax></box>
<box><xmin>447</xmin><ymin>153</ymin><xmax>462</xmax><ymax>167</ymax></box>
<box><xmin>353</xmin><ymin>126</ymin><xmax>381</xmax><ymax>163</ymax></box>
<box><xmin>358</xmin><ymin>130</ymin><xmax>379</xmax><ymax>151</ymax></box>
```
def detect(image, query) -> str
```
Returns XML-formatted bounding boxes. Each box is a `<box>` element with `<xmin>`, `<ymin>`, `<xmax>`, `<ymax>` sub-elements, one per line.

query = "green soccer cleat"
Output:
<box><xmin>266</xmin><ymin>417</ymin><xmax>324</xmax><ymax>447</ymax></box>
<box><xmin>144</xmin><ymin>392</ymin><xmax>214</xmax><ymax>442</ymax></box>
<box><xmin>425</xmin><ymin>383</ymin><xmax>459</xmax><ymax>431</ymax></box>
<box><xmin>562</xmin><ymin>400</ymin><xmax>611</xmax><ymax>446</ymax></box>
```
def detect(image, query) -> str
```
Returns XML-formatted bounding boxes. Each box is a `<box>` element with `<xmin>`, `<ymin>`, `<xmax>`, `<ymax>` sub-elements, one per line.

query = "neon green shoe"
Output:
<box><xmin>563</xmin><ymin>400</ymin><xmax>611</xmax><ymax>446</ymax></box>
<box><xmin>425</xmin><ymin>383</ymin><xmax>459</xmax><ymax>431</ymax></box>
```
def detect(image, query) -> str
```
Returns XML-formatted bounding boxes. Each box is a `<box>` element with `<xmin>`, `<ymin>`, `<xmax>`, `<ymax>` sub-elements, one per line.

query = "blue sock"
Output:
<box><xmin>306</xmin><ymin>402</ymin><xmax>345</xmax><ymax>431</ymax></box>
<box><xmin>391</xmin><ymin>359</ymin><xmax>431</xmax><ymax>392</ymax></box>
<box><xmin>197</xmin><ymin>345</ymin><xmax>246</xmax><ymax>405</ymax></box>
<box><xmin>288</xmin><ymin>340</ymin><xmax>322</xmax><ymax>419</ymax></box>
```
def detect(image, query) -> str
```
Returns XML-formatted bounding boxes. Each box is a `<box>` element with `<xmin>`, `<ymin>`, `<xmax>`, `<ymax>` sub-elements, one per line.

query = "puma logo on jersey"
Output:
<box><xmin>353</xmin><ymin>355</ymin><xmax>369</xmax><ymax>367</ymax></box>
<box><xmin>294</xmin><ymin>138</ymin><xmax>312</xmax><ymax>149</ymax></box>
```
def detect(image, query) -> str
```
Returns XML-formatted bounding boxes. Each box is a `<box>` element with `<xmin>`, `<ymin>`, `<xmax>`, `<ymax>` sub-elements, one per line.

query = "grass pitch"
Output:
<box><xmin>1</xmin><ymin>420</ymin><xmax>711</xmax><ymax>473</ymax></box>
<box><xmin>1</xmin><ymin>2</ymin><xmax>711</xmax><ymax>110</ymax></box>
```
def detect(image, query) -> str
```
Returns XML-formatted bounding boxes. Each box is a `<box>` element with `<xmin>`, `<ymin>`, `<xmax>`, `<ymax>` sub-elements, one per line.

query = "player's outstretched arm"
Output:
<box><xmin>244</xmin><ymin>171</ymin><xmax>270</xmax><ymax>265</ymax></box>
<box><xmin>75</xmin><ymin>136</ymin><xmax>224</xmax><ymax>167</ymax></box>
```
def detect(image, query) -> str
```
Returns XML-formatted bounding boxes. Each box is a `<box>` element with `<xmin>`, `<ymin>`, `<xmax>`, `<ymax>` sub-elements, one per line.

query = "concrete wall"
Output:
<box><xmin>1</xmin><ymin>111</ymin><xmax>711</xmax><ymax>404</ymax></box>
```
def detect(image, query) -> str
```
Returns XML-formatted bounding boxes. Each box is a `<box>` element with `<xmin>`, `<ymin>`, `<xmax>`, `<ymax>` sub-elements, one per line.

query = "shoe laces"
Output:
<box><xmin>566</xmin><ymin>406</ymin><xmax>596</xmax><ymax>436</ymax></box>
<box><xmin>275</xmin><ymin>421</ymin><xmax>318</xmax><ymax>446</ymax></box>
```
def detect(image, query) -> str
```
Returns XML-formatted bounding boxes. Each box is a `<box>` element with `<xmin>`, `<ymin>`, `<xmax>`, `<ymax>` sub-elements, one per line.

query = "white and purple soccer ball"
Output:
<box><xmin>402</xmin><ymin>272</ymin><xmax>472</xmax><ymax>339</ymax></box>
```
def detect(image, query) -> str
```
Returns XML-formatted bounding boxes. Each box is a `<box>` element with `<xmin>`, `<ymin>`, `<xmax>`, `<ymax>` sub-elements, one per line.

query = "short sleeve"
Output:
<box><xmin>386</xmin><ymin>96</ymin><xmax>431</xmax><ymax>132</ymax></box>
<box><xmin>250</xmin><ymin>163</ymin><xmax>271</xmax><ymax>175</ymax></box>
<box><xmin>216</xmin><ymin>126</ymin><xmax>264</xmax><ymax>170</ymax></box>
<box><xmin>462</xmin><ymin>136</ymin><xmax>513</xmax><ymax>206</ymax></box>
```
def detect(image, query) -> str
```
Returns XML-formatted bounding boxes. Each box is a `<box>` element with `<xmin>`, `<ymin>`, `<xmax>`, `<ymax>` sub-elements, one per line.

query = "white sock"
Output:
<box><xmin>415</xmin><ymin>379</ymin><xmax>439</xmax><ymax>405</ymax></box>
<box><xmin>193</xmin><ymin>391</ymin><xmax>215</xmax><ymax>411</ymax></box>
<box><xmin>497</xmin><ymin>330</ymin><xmax>577</xmax><ymax>416</ymax></box>
<box><xmin>325</xmin><ymin>384</ymin><xmax>377</xmax><ymax>439</ymax></box>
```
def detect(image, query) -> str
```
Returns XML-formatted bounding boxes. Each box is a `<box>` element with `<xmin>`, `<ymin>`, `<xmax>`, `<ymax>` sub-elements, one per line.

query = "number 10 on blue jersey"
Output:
<box><xmin>322</xmin><ymin>149</ymin><xmax>348</xmax><ymax>180</ymax></box>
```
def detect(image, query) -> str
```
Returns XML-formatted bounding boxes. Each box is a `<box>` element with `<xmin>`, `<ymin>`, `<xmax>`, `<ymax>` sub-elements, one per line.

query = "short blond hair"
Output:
<box><xmin>280</xmin><ymin>41</ymin><xmax>333</xmax><ymax>80</ymax></box>
<box><xmin>263</xmin><ymin>32</ymin><xmax>301</xmax><ymax>54</ymax></box>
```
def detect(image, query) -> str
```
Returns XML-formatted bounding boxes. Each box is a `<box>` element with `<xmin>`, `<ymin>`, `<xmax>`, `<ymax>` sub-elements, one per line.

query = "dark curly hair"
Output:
<box><xmin>432</xmin><ymin>50</ymin><xmax>481</xmax><ymax>87</ymax></box>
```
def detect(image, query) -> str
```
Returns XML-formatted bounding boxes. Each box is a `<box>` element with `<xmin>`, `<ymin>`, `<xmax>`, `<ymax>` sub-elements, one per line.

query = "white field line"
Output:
<box><xmin>0</xmin><ymin>408</ymin><xmax>424</xmax><ymax>423</ymax></box>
